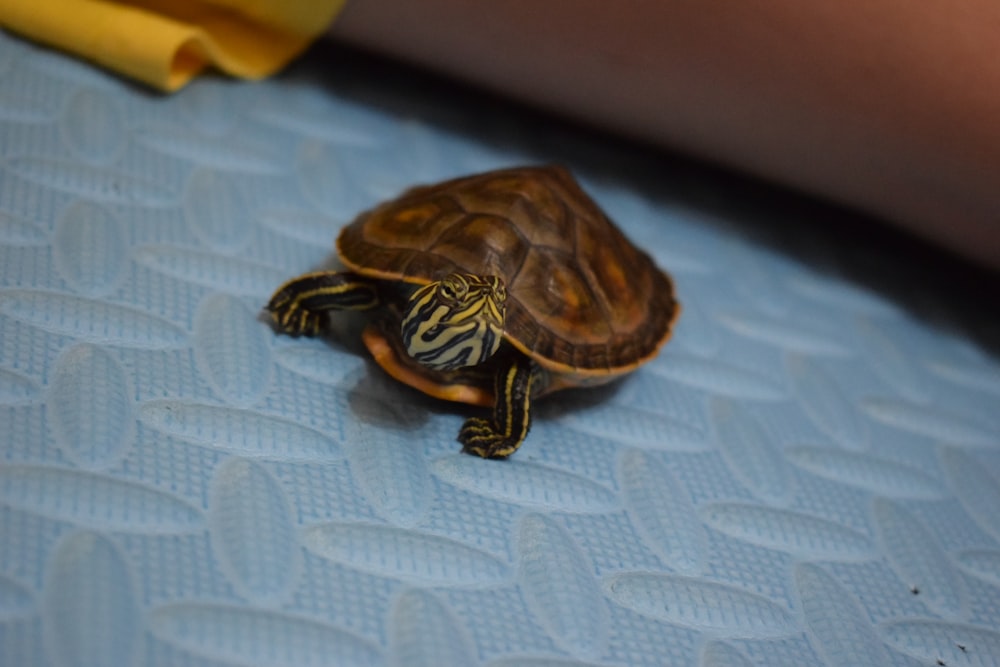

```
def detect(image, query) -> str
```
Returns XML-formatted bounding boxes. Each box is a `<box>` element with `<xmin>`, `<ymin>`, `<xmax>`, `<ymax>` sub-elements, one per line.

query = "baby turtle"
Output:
<box><xmin>267</xmin><ymin>166</ymin><xmax>679</xmax><ymax>458</ymax></box>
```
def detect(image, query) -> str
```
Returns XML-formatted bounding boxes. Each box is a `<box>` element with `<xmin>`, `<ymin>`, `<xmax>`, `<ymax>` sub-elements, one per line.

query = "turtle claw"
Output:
<box><xmin>267</xmin><ymin>302</ymin><xmax>324</xmax><ymax>338</ymax></box>
<box><xmin>459</xmin><ymin>357</ymin><xmax>533</xmax><ymax>459</ymax></box>
<box><xmin>266</xmin><ymin>271</ymin><xmax>379</xmax><ymax>338</ymax></box>
<box><xmin>458</xmin><ymin>417</ymin><xmax>522</xmax><ymax>459</ymax></box>
<box><xmin>294</xmin><ymin>309</ymin><xmax>327</xmax><ymax>337</ymax></box>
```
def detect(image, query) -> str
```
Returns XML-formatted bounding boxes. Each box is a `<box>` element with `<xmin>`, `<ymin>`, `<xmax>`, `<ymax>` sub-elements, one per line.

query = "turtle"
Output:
<box><xmin>266</xmin><ymin>165</ymin><xmax>679</xmax><ymax>458</ymax></box>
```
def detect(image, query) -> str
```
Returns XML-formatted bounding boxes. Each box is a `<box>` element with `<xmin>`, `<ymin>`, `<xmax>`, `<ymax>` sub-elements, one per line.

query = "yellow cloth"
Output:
<box><xmin>1</xmin><ymin>0</ymin><xmax>345</xmax><ymax>91</ymax></box>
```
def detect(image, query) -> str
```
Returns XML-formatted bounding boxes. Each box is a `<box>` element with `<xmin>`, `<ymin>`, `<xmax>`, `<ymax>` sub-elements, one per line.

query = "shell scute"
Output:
<box><xmin>429</xmin><ymin>214</ymin><xmax>529</xmax><ymax>280</ymax></box>
<box><xmin>338</xmin><ymin>165</ymin><xmax>677</xmax><ymax>375</ymax></box>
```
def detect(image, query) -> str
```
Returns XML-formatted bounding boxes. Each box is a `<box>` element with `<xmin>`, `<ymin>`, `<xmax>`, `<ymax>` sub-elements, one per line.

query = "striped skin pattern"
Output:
<box><xmin>401</xmin><ymin>274</ymin><xmax>506</xmax><ymax>371</ymax></box>
<box><xmin>458</xmin><ymin>356</ymin><xmax>534</xmax><ymax>458</ymax></box>
<box><xmin>266</xmin><ymin>268</ymin><xmax>532</xmax><ymax>457</ymax></box>
<box><xmin>266</xmin><ymin>272</ymin><xmax>380</xmax><ymax>336</ymax></box>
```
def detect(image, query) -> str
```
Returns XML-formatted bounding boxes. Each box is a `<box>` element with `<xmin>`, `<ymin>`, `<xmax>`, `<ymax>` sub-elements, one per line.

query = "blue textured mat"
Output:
<box><xmin>2</xmin><ymin>30</ymin><xmax>1000</xmax><ymax>667</ymax></box>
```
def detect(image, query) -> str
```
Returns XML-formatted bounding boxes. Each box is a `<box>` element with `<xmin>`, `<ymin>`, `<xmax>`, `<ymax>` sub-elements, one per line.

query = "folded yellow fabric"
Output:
<box><xmin>1</xmin><ymin>0</ymin><xmax>345</xmax><ymax>91</ymax></box>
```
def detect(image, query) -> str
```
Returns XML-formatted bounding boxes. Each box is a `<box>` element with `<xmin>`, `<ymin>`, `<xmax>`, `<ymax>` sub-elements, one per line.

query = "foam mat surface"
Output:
<box><xmin>2</xmin><ymin>30</ymin><xmax>1000</xmax><ymax>667</ymax></box>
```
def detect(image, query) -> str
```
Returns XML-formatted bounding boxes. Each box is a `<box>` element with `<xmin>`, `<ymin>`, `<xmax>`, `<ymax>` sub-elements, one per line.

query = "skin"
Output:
<box><xmin>329</xmin><ymin>0</ymin><xmax>1000</xmax><ymax>270</ymax></box>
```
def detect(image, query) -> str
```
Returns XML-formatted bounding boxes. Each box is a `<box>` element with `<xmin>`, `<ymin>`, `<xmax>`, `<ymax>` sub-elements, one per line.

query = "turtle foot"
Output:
<box><xmin>458</xmin><ymin>417</ymin><xmax>524</xmax><ymax>459</ymax></box>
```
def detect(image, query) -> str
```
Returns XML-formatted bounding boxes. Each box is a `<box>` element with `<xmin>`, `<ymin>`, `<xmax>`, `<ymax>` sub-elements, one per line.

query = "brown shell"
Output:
<box><xmin>337</xmin><ymin>165</ymin><xmax>679</xmax><ymax>378</ymax></box>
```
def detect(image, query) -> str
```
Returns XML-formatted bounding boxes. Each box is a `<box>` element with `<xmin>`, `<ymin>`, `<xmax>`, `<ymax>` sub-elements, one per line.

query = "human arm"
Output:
<box><xmin>329</xmin><ymin>0</ymin><xmax>1000</xmax><ymax>269</ymax></box>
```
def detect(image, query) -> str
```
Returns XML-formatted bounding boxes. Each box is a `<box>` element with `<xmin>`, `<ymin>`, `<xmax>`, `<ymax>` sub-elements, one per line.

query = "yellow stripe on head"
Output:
<box><xmin>401</xmin><ymin>273</ymin><xmax>506</xmax><ymax>370</ymax></box>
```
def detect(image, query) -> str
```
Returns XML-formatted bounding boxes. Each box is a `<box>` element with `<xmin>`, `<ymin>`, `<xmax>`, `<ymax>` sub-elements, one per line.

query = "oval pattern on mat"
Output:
<box><xmin>297</xmin><ymin>140</ymin><xmax>365</xmax><ymax>216</ymax></box>
<box><xmin>558</xmin><ymin>402</ymin><xmax>708</xmax><ymax>451</ymax></box>
<box><xmin>194</xmin><ymin>293</ymin><xmax>272</xmax><ymax>406</ymax></box>
<box><xmin>59</xmin><ymin>88</ymin><xmax>123</xmax><ymax>162</ymax></box>
<box><xmin>0</xmin><ymin>290</ymin><xmax>188</xmax><ymax>348</ymax></box>
<box><xmin>389</xmin><ymin>589</ymin><xmax>477</xmax><ymax>667</ymax></box>
<box><xmin>717</xmin><ymin>312</ymin><xmax>850</xmax><ymax>357</ymax></box>
<box><xmin>302</xmin><ymin>522</ymin><xmax>509</xmax><ymax>586</ymax></box>
<box><xmin>6</xmin><ymin>156</ymin><xmax>174</xmax><ymax>206</ymax></box>
<box><xmin>183</xmin><ymin>168</ymin><xmax>249</xmax><ymax>251</ymax></box>
<box><xmin>873</xmin><ymin>498</ymin><xmax>966</xmax><ymax>618</ymax></box>
<box><xmin>0</xmin><ymin>210</ymin><xmax>48</xmax><ymax>246</ymax></box>
<box><xmin>43</xmin><ymin>533</ymin><xmax>140</xmax><ymax>667</ymax></box>
<box><xmin>786</xmin><ymin>446</ymin><xmax>942</xmax><ymax>499</ymax></box>
<box><xmin>138</xmin><ymin>400</ymin><xmax>340</xmax><ymax>460</ymax></box>
<box><xmin>605</xmin><ymin>573</ymin><xmax>796</xmax><ymax>638</ymax></box>
<box><xmin>135</xmin><ymin>123</ymin><xmax>277</xmax><ymax>173</ymax></box>
<box><xmin>0</xmin><ymin>366</ymin><xmax>41</xmax><ymax>404</ymax></box>
<box><xmin>0</xmin><ymin>573</ymin><xmax>35</xmax><ymax>618</ymax></box>
<box><xmin>519</xmin><ymin>514</ymin><xmax>607</xmax><ymax>659</ymax></box>
<box><xmin>149</xmin><ymin>602</ymin><xmax>382</xmax><ymax>666</ymax></box>
<box><xmin>700</xmin><ymin>641</ymin><xmax>755</xmax><ymax>667</ymax></box>
<box><xmin>862</xmin><ymin>398</ymin><xmax>995</xmax><ymax>446</ymax></box>
<box><xmin>53</xmin><ymin>201</ymin><xmax>125</xmax><ymax>296</ymax></box>
<box><xmin>432</xmin><ymin>456</ymin><xmax>617</xmax><ymax>513</ymax></box>
<box><xmin>787</xmin><ymin>355</ymin><xmax>866</xmax><ymax>448</ymax></box>
<box><xmin>604</xmin><ymin>572</ymin><xmax>797</xmax><ymax>638</ymax></box>
<box><xmin>927</xmin><ymin>357</ymin><xmax>1000</xmax><ymax>396</ymax></box>
<box><xmin>795</xmin><ymin>563</ymin><xmax>889</xmax><ymax>667</ymax></box>
<box><xmin>620</xmin><ymin>449</ymin><xmax>707</xmax><ymax>574</ymax></box>
<box><xmin>701</xmin><ymin>503</ymin><xmax>873</xmax><ymax>560</ymax></box>
<box><xmin>344</xmin><ymin>422</ymin><xmax>431</xmax><ymax>527</ymax></box>
<box><xmin>882</xmin><ymin>619</ymin><xmax>1000</xmax><ymax>667</ymax></box>
<box><xmin>955</xmin><ymin>549</ymin><xmax>1000</xmax><ymax>586</ymax></box>
<box><xmin>0</xmin><ymin>464</ymin><xmax>204</xmax><ymax>532</ymax></box>
<box><xmin>711</xmin><ymin>399</ymin><xmax>793</xmax><ymax>503</ymax></box>
<box><xmin>487</xmin><ymin>659</ymin><xmax>608</xmax><ymax>667</ymax></box>
<box><xmin>258</xmin><ymin>209</ymin><xmax>342</xmax><ymax>245</ymax></box>
<box><xmin>855</xmin><ymin>317</ymin><xmax>929</xmax><ymax>402</ymax></box>
<box><xmin>941</xmin><ymin>447</ymin><xmax>1000</xmax><ymax>540</ymax></box>
<box><xmin>133</xmin><ymin>244</ymin><xmax>287</xmax><ymax>297</ymax></box>
<box><xmin>210</xmin><ymin>459</ymin><xmax>299</xmax><ymax>604</ymax></box>
<box><xmin>649</xmin><ymin>352</ymin><xmax>785</xmax><ymax>401</ymax></box>
<box><xmin>48</xmin><ymin>344</ymin><xmax>133</xmax><ymax>469</ymax></box>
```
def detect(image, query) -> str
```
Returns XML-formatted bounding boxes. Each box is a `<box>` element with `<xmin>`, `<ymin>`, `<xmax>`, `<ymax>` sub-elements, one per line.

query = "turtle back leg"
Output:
<box><xmin>459</xmin><ymin>355</ymin><xmax>535</xmax><ymax>458</ymax></box>
<box><xmin>267</xmin><ymin>271</ymin><xmax>380</xmax><ymax>337</ymax></box>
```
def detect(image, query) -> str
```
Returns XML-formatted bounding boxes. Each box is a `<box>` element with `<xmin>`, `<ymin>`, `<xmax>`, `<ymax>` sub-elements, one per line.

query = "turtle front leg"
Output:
<box><xmin>459</xmin><ymin>356</ymin><xmax>534</xmax><ymax>458</ymax></box>
<box><xmin>266</xmin><ymin>271</ymin><xmax>379</xmax><ymax>337</ymax></box>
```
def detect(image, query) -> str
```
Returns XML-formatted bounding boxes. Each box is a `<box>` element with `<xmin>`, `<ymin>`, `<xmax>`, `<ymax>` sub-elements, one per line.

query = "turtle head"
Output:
<box><xmin>401</xmin><ymin>273</ymin><xmax>506</xmax><ymax>370</ymax></box>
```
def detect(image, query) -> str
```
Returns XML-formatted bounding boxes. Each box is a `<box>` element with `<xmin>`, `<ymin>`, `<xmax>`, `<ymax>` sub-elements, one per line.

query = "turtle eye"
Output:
<box><xmin>438</xmin><ymin>283</ymin><xmax>456</xmax><ymax>301</ymax></box>
<box><xmin>437</xmin><ymin>275</ymin><xmax>467</xmax><ymax>302</ymax></box>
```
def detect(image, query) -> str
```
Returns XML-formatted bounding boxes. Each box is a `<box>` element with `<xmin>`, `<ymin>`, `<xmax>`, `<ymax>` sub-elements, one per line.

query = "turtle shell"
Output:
<box><xmin>337</xmin><ymin>165</ymin><xmax>679</xmax><ymax>382</ymax></box>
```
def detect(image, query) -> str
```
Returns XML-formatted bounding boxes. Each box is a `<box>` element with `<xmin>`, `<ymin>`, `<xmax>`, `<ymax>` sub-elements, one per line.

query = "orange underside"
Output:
<box><xmin>360</xmin><ymin>325</ymin><xmax>625</xmax><ymax>407</ymax></box>
<box><xmin>361</xmin><ymin>325</ymin><xmax>495</xmax><ymax>407</ymax></box>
